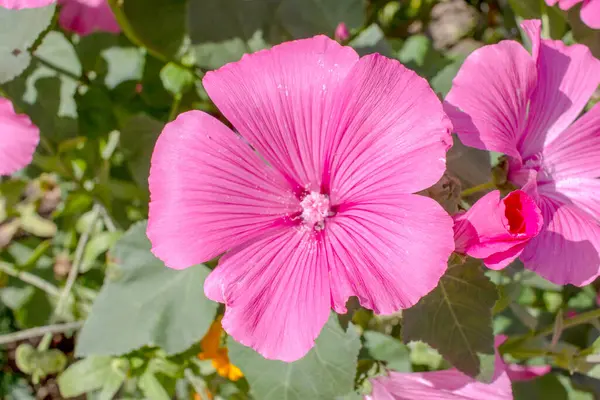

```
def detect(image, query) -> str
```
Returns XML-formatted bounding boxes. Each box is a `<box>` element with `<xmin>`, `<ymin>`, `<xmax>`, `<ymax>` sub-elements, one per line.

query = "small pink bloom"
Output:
<box><xmin>335</xmin><ymin>22</ymin><xmax>350</xmax><ymax>42</ymax></box>
<box><xmin>454</xmin><ymin>190</ymin><xmax>543</xmax><ymax>270</ymax></box>
<box><xmin>58</xmin><ymin>0</ymin><xmax>120</xmax><ymax>36</ymax></box>
<box><xmin>545</xmin><ymin>0</ymin><xmax>600</xmax><ymax>29</ymax></box>
<box><xmin>506</xmin><ymin>364</ymin><xmax>551</xmax><ymax>382</ymax></box>
<box><xmin>0</xmin><ymin>98</ymin><xmax>39</xmax><ymax>176</ymax></box>
<box><xmin>365</xmin><ymin>337</ymin><xmax>513</xmax><ymax>399</ymax></box>
<box><xmin>148</xmin><ymin>36</ymin><xmax>454</xmax><ymax>361</ymax></box>
<box><xmin>445</xmin><ymin>19</ymin><xmax>600</xmax><ymax>286</ymax></box>
<box><xmin>0</xmin><ymin>0</ymin><xmax>54</xmax><ymax>9</ymax></box>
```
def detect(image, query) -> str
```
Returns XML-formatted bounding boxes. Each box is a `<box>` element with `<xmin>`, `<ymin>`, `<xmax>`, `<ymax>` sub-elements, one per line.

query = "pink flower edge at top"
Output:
<box><xmin>545</xmin><ymin>0</ymin><xmax>600</xmax><ymax>29</ymax></box>
<box><xmin>453</xmin><ymin>189</ymin><xmax>543</xmax><ymax>270</ymax></box>
<box><xmin>364</xmin><ymin>337</ymin><xmax>550</xmax><ymax>399</ymax></box>
<box><xmin>147</xmin><ymin>35</ymin><xmax>455</xmax><ymax>362</ymax></box>
<box><xmin>0</xmin><ymin>0</ymin><xmax>54</xmax><ymax>9</ymax></box>
<box><xmin>0</xmin><ymin>98</ymin><xmax>40</xmax><ymax>176</ymax></box>
<box><xmin>445</xmin><ymin>19</ymin><xmax>600</xmax><ymax>286</ymax></box>
<box><xmin>58</xmin><ymin>0</ymin><xmax>120</xmax><ymax>36</ymax></box>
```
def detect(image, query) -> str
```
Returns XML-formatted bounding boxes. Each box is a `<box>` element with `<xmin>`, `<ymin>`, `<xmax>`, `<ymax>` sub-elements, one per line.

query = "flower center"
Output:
<box><xmin>300</xmin><ymin>192</ymin><xmax>330</xmax><ymax>230</ymax></box>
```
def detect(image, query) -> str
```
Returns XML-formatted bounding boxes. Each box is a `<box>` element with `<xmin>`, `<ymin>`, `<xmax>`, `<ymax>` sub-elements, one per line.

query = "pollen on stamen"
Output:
<box><xmin>300</xmin><ymin>191</ymin><xmax>331</xmax><ymax>231</ymax></box>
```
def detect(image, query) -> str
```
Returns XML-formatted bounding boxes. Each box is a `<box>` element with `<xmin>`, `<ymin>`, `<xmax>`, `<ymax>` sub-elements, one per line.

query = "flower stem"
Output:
<box><xmin>460</xmin><ymin>181</ymin><xmax>496</xmax><ymax>197</ymax></box>
<box><xmin>0</xmin><ymin>321</ymin><xmax>83</xmax><ymax>346</ymax></box>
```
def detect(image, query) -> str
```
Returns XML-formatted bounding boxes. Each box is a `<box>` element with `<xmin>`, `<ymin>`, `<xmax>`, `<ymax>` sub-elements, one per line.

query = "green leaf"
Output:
<box><xmin>75</xmin><ymin>221</ymin><xmax>217</xmax><ymax>356</ymax></box>
<box><xmin>229</xmin><ymin>315</ymin><xmax>360</xmax><ymax>400</ymax></box>
<box><xmin>160</xmin><ymin>63</ymin><xmax>194</xmax><ymax>96</ymax></box>
<box><xmin>277</xmin><ymin>0</ymin><xmax>366</xmax><ymax>38</ymax></box>
<box><xmin>57</xmin><ymin>356</ymin><xmax>119</xmax><ymax>398</ymax></box>
<box><xmin>0</xmin><ymin>5</ymin><xmax>55</xmax><ymax>83</ymax></box>
<box><xmin>349</xmin><ymin>24</ymin><xmax>392</xmax><ymax>57</ymax></box>
<box><xmin>81</xmin><ymin>231</ymin><xmax>122</xmax><ymax>273</ymax></box>
<box><xmin>119</xmin><ymin>114</ymin><xmax>164</xmax><ymax>189</ymax></box>
<box><xmin>364</xmin><ymin>331</ymin><xmax>411</xmax><ymax>372</ymax></box>
<box><xmin>403</xmin><ymin>259</ymin><xmax>498</xmax><ymax>381</ymax></box>
<box><xmin>138</xmin><ymin>370</ymin><xmax>171</xmax><ymax>400</ymax></box>
<box><xmin>430</xmin><ymin>55</ymin><xmax>466</xmax><ymax>97</ymax></box>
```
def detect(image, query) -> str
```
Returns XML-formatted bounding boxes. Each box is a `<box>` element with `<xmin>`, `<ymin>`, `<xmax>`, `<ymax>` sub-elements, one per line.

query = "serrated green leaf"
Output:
<box><xmin>229</xmin><ymin>315</ymin><xmax>360</xmax><ymax>400</ymax></box>
<box><xmin>0</xmin><ymin>5</ymin><xmax>55</xmax><ymax>83</ymax></box>
<box><xmin>403</xmin><ymin>259</ymin><xmax>498</xmax><ymax>381</ymax></box>
<box><xmin>364</xmin><ymin>331</ymin><xmax>411</xmax><ymax>372</ymax></box>
<box><xmin>75</xmin><ymin>221</ymin><xmax>217</xmax><ymax>356</ymax></box>
<box><xmin>57</xmin><ymin>356</ymin><xmax>115</xmax><ymax>398</ymax></box>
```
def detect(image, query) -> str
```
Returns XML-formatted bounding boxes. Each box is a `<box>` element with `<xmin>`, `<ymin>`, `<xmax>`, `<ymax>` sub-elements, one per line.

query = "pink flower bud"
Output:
<box><xmin>334</xmin><ymin>22</ymin><xmax>350</xmax><ymax>42</ymax></box>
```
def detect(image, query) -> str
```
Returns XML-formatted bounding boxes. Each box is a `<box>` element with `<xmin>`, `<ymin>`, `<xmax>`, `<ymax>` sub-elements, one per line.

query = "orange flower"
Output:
<box><xmin>198</xmin><ymin>317</ymin><xmax>244</xmax><ymax>381</ymax></box>
<box><xmin>193</xmin><ymin>389</ymin><xmax>213</xmax><ymax>400</ymax></box>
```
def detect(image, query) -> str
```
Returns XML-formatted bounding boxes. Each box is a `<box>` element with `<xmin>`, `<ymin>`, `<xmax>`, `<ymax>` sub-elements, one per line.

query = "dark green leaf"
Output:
<box><xmin>364</xmin><ymin>331</ymin><xmax>411</xmax><ymax>372</ymax></box>
<box><xmin>403</xmin><ymin>259</ymin><xmax>498</xmax><ymax>381</ymax></box>
<box><xmin>75</xmin><ymin>221</ymin><xmax>218</xmax><ymax>356</ymax></box>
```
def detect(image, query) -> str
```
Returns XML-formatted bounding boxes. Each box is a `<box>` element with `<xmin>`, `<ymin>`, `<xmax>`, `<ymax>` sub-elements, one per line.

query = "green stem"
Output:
<box><xmin>540</xmin><ymin>0</ymin><xmax>551</xmax><ymax>39</ymax></box>
<box><xmin>0</xmin><ymin>322</ymin><xmax>83</xmax><ymax>346</ymax></box>
<box><xmin>168</xmin><ymin>94</ymin><xmax>182</xmax><ymax>122</ymax></box>
<box><xmin>0</xmin><ymin>262</ymin><xmax>60</xmax><ymax>297</ymax></box>
<box><xmin>460</xmin><ymin>181</ymin><xmax>496</xmax><ymax>197</ymax></box>
<box><xmin>32</xmin><ymin>55</ymin><xmax>89</xmax><ymax>85</ymax></box>
<box><xmin>534</xmin><ymin>308</ymin><xmax>600</xmax><ymax>338</ymax></box>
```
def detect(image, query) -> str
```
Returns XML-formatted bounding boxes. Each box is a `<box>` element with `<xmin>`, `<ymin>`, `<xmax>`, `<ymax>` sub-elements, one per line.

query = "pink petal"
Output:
<box><xmin>453</xmin><ymin>190</ymin><xmax>543</xmax><ymax>270</ymax></box>
<box><xmin>334</xmin><ymin>22</ymin><xmax>350</xmax><ymax>42</ymax></box>
<box><xmin>518</xmin><ymin>30</ymin><xmax>600</xmax><ymax>158</ymax></box>
<box><xmin>542</xmin><ymin>104</ymin><xmax>600</xmax><ymax>180</ymax></box>
<box><xmin>0</xmin><ymin>0</ymin><xmax>54</xmax><ymax>9</ymax></box>
<box><xmin>541</xmin><ymin>178</ymin><xmax>600</xmax><ymax>231</ymax></box>
<box><xmin>520</xmin><ymin>20</ymin><xmax>541</xmax><ymax>60</ymax></box>
<box><xmin>58</xmin><ymin>0</ymin><xmax>120</xmax><ymax>36</ymax></box>
<box><xmin>521</xmin><ymin>194</ymin><xmax>600</xmax><ymax>286</ymax></box>
<box><xmin>203</xmin><ymin>35</ymin><xmax>359</xmax><ymax>195</ymax></box>
<box><xmin>0</xmin><ymin>98</ymin><xmax>40</xmax><ymax>176</ymax></box>
<box><xmin>204</xmin><ymin>226</ymin><xmax>330</xmax><ymax>362</ymax></box>
<box><xmin>506</xmin><ymin>364</ymin><xmax>551</xmax><ymax>381</ymax></box>
<box><xmin>147</xmin><ymin>111</ymin><xmax>299</xmax><ymax>270</ymax></box>
<box><xmin>581</xmin><ymin>0</ymin><xmax>600</xmax><ymax>30</ymax></box>
<box><xmin>365</xmin><ymin>339</ymin><xmax>512</xmax><ymax>400</ymax></box>
<box><xmin>325</xmin><ymin>54</ymin><xmax>452</xmax><ymax>203</ymax></box>
<box><xmin>545</xmin><ymin>0</ymin><xmax>560</xmax><ymax>5</ymax></box>
<box><xmin>444</xmin><ymin>40</ymin><xmax>537</xmax><ymax>160</ymax></box>
<box><xmin>325</xmin><ymin>194</ymin><xmax>454</xmax><ymax>314</ymax></box>
<box><xmin>559</xmin><ymin>0</ymin><xmax>584</xmax><ymax>9</ymax></box>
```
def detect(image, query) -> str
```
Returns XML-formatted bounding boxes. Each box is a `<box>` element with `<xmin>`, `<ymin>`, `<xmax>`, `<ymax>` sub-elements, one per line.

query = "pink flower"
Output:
<box><xmin>546</xmin><ymin>0</ymin><xmax>600</xmax><ymax>29</ymax></box>
<box><xmin>335</xmin><ymin>22</ymin><xmax>350</xmax><ymax>42</ymax></box>
<box><xmin>0</xmin><ymin>0</ymin><xmax>54</xmax><ymax>9</ymax></box>
<box><xmin>365</xmin><ymin>338</ymin><xmax>513</xmax><ymax>400</ymax></box>
<box><xmin>445</xmin><ymin>19</ymin><xmax>600</xmax><ymax>286</ymax></box>
<box><xmin>453</xmin><ymin>190</ymin><xmax>543</xmax><ymax>270</ymax></box>
<box><xmin>147</xmin><ymin>36</ymin><xmax>454</xmax><ymax>361</ymax></box>
<box><xmin>505</xmin><ymin>364</ymin><xmax>551</xmax><ymax>382</ymax></box>
<box><xmin>58</xmin><ymin>0</ymin><xmax>120</xmax><ymax>36</ymax></box>
<box><xmin>0</xmin><ymin>98</ymin><xmax>39</xmax><ymax>176</ymax></box>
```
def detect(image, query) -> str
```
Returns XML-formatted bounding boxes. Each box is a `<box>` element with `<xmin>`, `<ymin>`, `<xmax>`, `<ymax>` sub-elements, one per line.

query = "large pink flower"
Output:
<box><xmin>58</xmin><ymin>0</ymin><xmax>120</xmax><ymax>36</ymax></box>
<box><xmin>0</xmin><ymin>98</ymin><xmax>39</xmax><ymax>176</ymax></box>
<box><xmin>546</xmin><ymin>0</ymin><xmax>600</xmax><ymax>29</ymax></box>
<box><xmin>148</xmin><ymin>36</ymin><xmax>454</xmax><ymax>361</ymax></box>
<box><xmin>0</xmin><ymin>0</ymin><xmax>54</xmax><ymax>9</ymax></box>
<box><xmin>454</xmin><ymin>190</ymin><xmax>543</xmax><ymax>270</ymax></box>
<box><xmin>445</xmin><ymin>19</ymin><xmax>600</xmax><ymax>286</ymax></box>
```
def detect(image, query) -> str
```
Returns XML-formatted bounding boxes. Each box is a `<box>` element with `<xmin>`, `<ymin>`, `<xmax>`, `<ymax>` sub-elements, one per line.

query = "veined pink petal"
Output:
<box><xmin>581</xmin><ymin>0</ymin><xmax>600</xmax><ymax>30</ymax></box>
<box><xmin>520</xmin><ymin>20</ymin><xmax>541</xmax><ymax>60</ymax></box>
<box><xmin>453</xmin><ymin>190</ymin><xmax>543</xmax><ymax>270</ymax></box>
<box><xmin>506</xmin><ymin>364</ymin><xmax>551</xmax><ymax>381</ymax></box>
<box><xmin>203</xmin><ymin>35</ymin><xmax>359</xmax><ymax>194</ymax></box>
<box><xmin>204</xmin><ymin>226</ymin><xmax>330</xmax><ymax>362</ymax></box>
<box><xmin>444</xmin><ymin>40</ymin><xmax>537</xmax><ymax>159</ymax></box>
<box><xmin>0</xmin><ymin>0</ymin><xmax>54</xmax><ymax>8</ymax></box>
<box><xmin>542</xmin><ymin>103</ymin><xmax>600</xmax><ymax>180</ymax></box>
<box><xmin>147</xmin><ymin>111</ymin><xmax>299</xmax><ymax>270</ymax></box>
<box><xmin>518</xmin><ymin>28</ymin><xmax>600</xmax><ymax>158</ymax></box>
<box><xmin>325</xmin><ymin>195</ymin><xmax>454</xmax><ymax>314</ymax></box>
<box><xmin>365</xmin><ymin>338</ymin><xmax>512</xmax><ymax>400</ymax></box>
<box><xmin>0</xmin><ymin>98</ymin><xmax>40</xmax><ymax>176</ymax></box>
<box><xmin>520</xmin><ymin>194</ymin><xmax>600</xmax><ymax>286</ymax></box>
<box><xmin>58</xmin><ymin>0</ymin><xmax>120</xmax><ymax>36</ymax></box>
<box><xmin>541</xmin><ymin>178</ymin><xmax>600</xmax><ymax>231</ymax></box>
<box><xmin>325</xmin><ymin>54</ymin><xmax>452</xmax><ymax>203</ymax></box>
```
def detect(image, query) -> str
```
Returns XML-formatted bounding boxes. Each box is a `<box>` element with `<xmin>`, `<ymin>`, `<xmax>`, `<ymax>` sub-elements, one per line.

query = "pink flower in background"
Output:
<box><xmin>335</xmin><ymin>22</ymin><xmax>350</xmax><ymax>42</ymax></box>
<box><xmin>0</xmin><ymin>0</ymin><xmax>54</xmax><ymax>9</ymax></box>
<box><xmin>58</xmin><ymin>0</ymin><xmax>120</xmax><ymax>36</ymax></box>
<box><xmin>505</xmin><ymin>364</ymin><xmax>551</xmax><ymax>382</ymax></box>
<box><xmin>546</xmin><ymin>0</ymin><xmax>600</xmax><ymax>29</ymax></box>
<box><xmin>454</xmin><ymin>190</ymin><xmax>543</xmax><ymax>270</ymax></box>
<box><xmin>365</xmin><ymin>338</ymin><xmax>513</xmax><ymax>400</ymax></box>
<box><xmin>445</xmin><ymin>19</ymin><xmax>600</xmax><ymax>286</ymax></box>
<box><xmin>148</xmin><ymin>35</ymin><xmax>454</xmax><ymax>361</ymax></box>
<box><xmin>0</xmin><ymin>98</ymin><xmax>39</xmax><ymax>175</ymax></box>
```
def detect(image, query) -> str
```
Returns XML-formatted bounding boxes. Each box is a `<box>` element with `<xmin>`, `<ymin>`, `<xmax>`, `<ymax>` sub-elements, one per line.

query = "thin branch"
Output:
<box><xmin>0</xmin><ymin>321</ymin><xmax>83</xmax><ymax>346</ymax></box>
<box><xmin>32</xmin><ymin>55</ymin><xmax>89</xmax><ymax>85</ymax></box>
<box><xmin>0</xmin><ymin>262</ymin><xmax>60</xmax><ymax>297</ymax></box>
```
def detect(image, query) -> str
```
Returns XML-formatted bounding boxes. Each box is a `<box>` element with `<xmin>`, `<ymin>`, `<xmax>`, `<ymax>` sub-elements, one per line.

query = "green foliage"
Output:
<box><xmin>403</xmin><ymin>258</ymin><xmax>499</xmax><ymax>382</ymax></box>
<box><xmin>75</xmin><ymin>221</ymin><xmax>217</xmax><ymax>356</ymax></box>
<box><xmin>229</xmin><ymin>316</ymin><xmax>361</xmax><ymax>400</ymax></box>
